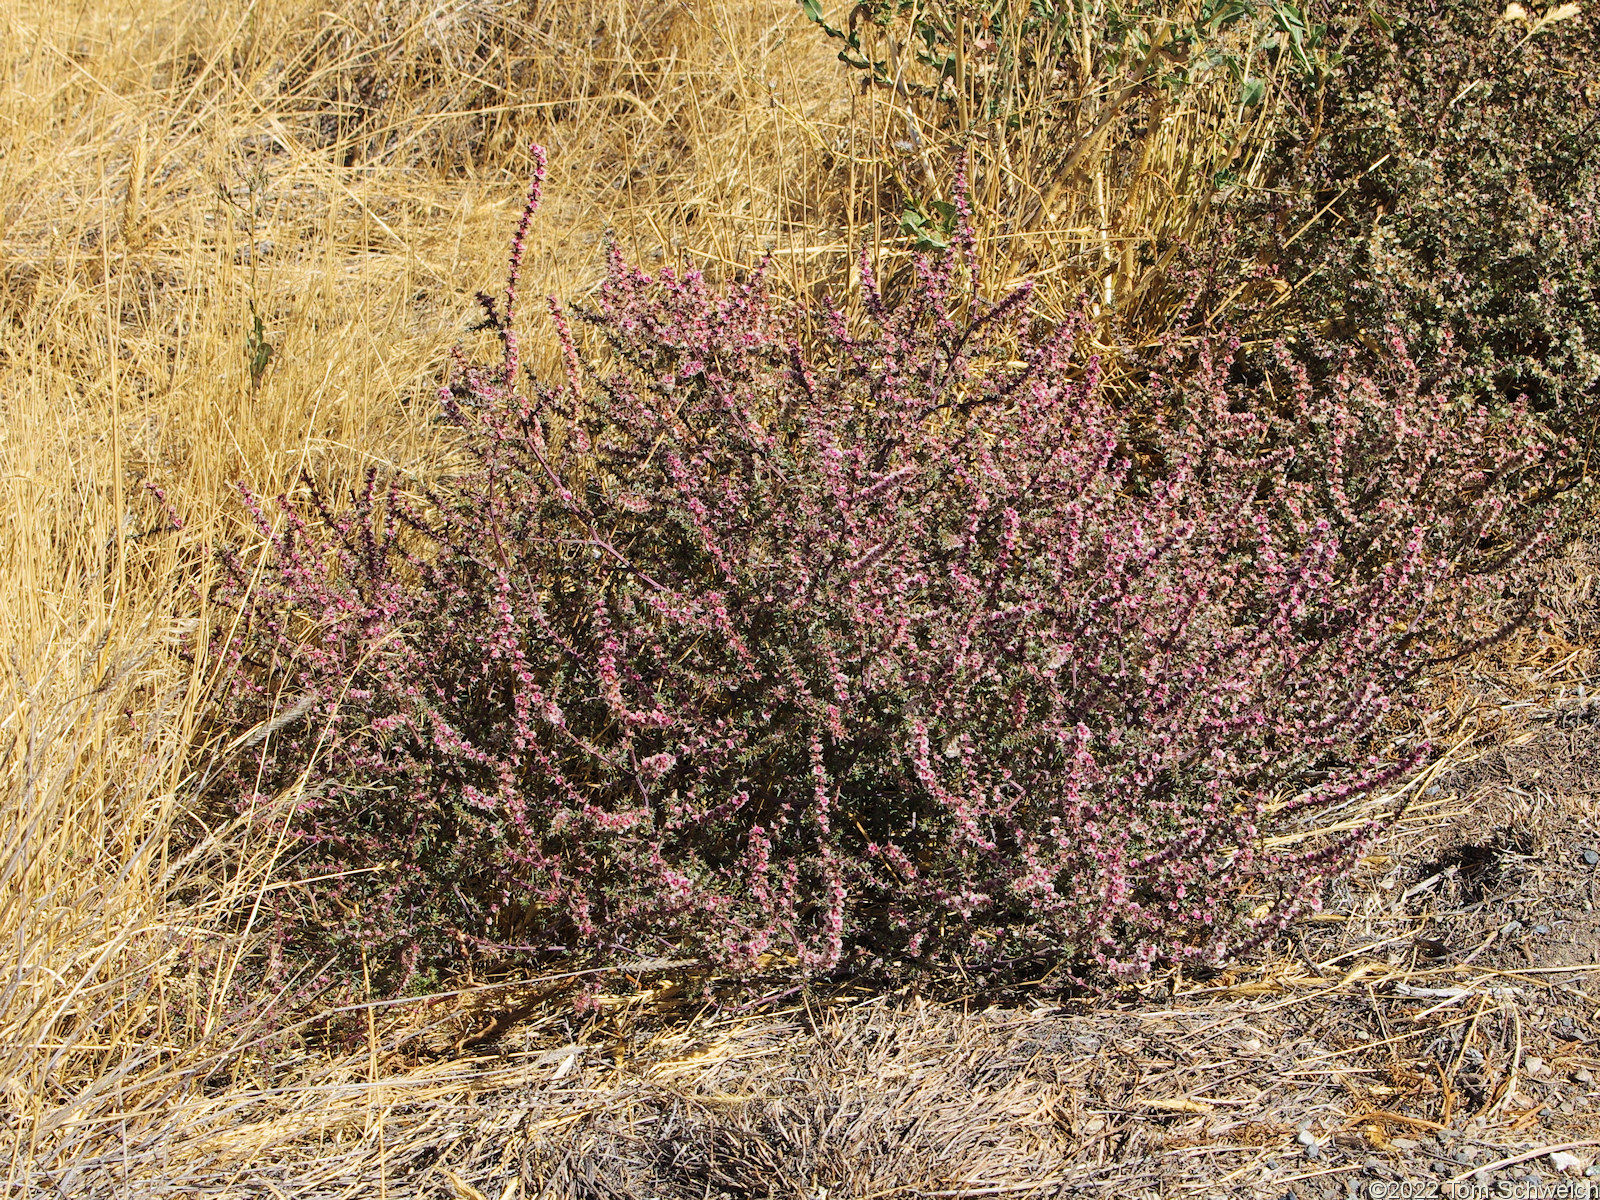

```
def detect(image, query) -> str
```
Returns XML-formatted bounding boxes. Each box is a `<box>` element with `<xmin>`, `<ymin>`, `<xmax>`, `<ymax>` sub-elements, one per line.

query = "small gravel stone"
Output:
<box><xmin>1525</xmin><ymin>1055</ymin><xmax>1547</xmax><ymax>1075</ymax></box>
<box><xmin>1297</xmin><ymin>1129</ymin><xmax>1317</xmax><ymax>1147</ymax></box>
<box><xmin>1583</xmin><ymin>849</ymin><xmax>1599</xmax><ymax>866</ymax></box>
<box><xmin>1533</xmin><ymin>923</ymin><xmax>1551</xmax><ymax>935</ymax></box>
<box><xmin>1573</xmin><ymin>1068</ymin><xmax>1594</xmax><ymax>1084</ymax></box>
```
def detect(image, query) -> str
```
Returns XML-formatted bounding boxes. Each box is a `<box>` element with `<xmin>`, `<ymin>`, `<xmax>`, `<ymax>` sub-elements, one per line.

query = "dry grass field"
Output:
<box><xmin>0</xmin><ymin>0</ymin><xmax>850</xmax><ymax>1186</ymax></box>
<box><xmin>4</xmin><ymin>0</ymin><xmax>1599</xmax><ymax>1194</ymax></box>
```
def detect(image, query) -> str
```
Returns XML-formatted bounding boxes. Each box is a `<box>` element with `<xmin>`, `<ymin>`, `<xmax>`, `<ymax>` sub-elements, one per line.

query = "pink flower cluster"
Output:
<box><xmin>208</xmin><ymin>151</ymin><xmax>1559</xmax><ymax>988</ymax></box>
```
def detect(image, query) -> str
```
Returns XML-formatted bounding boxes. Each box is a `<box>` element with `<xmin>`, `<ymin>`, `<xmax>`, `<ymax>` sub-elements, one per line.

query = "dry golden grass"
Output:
<box><xmin>810</xmin><ymin>0</ymin><xmax>1296</xmax><ymax>330</ymax></box>
<box><xmin>0</xmin><ymin>0</ymin><xmax>855</xmax><ymax>1184</ymax></box>
<box><xmin>0</xmin><ymin>0</ymin><xmax>1359</xmax><ymax>1190</ymax></box>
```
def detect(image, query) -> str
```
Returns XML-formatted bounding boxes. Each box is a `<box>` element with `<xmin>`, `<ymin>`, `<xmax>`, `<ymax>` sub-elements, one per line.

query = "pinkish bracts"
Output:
<box><xmin>205</xmin><ymin>147</ymin><xmax>1561</xmax><ymax>990</ymax></box>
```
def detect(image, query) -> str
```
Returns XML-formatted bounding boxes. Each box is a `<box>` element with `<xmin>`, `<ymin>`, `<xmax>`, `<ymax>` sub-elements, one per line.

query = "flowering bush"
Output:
<box><xmin>207</xmin><ymin>151</ymin><xmax>1557</xmax><ymax>989</ymax></box>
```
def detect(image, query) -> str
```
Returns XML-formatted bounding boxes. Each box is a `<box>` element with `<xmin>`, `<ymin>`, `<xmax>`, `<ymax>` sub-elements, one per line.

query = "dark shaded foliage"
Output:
<box><xmin>1235</xmin><ymin>0</ymin><xmax>1600</xmax><ymax>465</ymax></box>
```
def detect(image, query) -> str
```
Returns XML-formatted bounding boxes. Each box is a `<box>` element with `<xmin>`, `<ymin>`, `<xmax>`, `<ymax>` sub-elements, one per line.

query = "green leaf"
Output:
<box><xmin>1199</xmin><ymin>0</ymin><xmax>1256</xmax><ymax>35</ymax></box>
<box><xmin>802</xmin><ymin>0</ymin><xmax>853</xmax><ymax>43</ymax></box>
<box><xmin>1239</xmin><ymin>76</ymin><xmax>1266</xmax><ymax>105</ymax></box>
<box><xmin>246</xmin><ymin>300</ymin><xmax>274</xmax><ymax>391</ymax></box>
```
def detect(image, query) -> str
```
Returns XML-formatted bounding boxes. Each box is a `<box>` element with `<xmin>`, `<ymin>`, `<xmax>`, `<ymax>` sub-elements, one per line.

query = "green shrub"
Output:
<box><xmin>1233</xmin><ymin>0</ymin><xmax>1600</xmax><ymax>468</ymax></box>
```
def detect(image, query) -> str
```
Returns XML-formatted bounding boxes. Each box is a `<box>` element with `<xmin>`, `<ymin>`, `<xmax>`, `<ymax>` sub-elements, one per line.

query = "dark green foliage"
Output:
<box><xmin>1235</xmin><ymin>0</ymin><xmax>1600</xmax><ymax>466</ymax></box>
